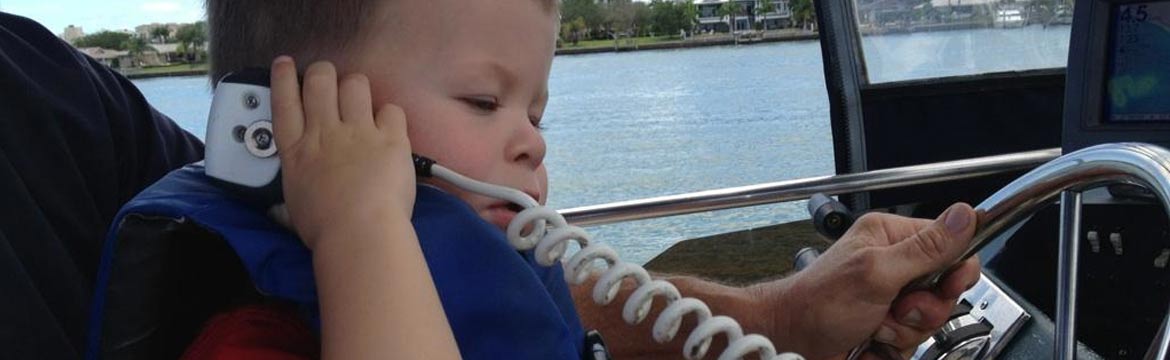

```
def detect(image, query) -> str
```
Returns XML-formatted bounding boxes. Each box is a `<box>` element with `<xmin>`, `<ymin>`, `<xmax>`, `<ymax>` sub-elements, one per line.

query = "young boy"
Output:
<box><xmin>170</xmin><ymin>0</ymin><xmax>984</xmax><ymax>359</ymax></box>
<box><xmin>183</xmin><ymin>0</ymin><xmax>578</xmax><ymax>358</ymax></box>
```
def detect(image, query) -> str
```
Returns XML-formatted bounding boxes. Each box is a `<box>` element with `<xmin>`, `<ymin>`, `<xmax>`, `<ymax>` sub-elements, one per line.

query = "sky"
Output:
<box><xmin>0</xmin><ymin>0</ymin><xmax>205</xmax><ymax>35</ymax></box>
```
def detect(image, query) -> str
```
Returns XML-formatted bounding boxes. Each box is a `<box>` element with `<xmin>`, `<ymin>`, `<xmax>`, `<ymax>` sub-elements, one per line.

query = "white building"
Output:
<box><xmin>60</xmin><ymin>25</ymin><xmax>85</xmax><ymax>44</ymax></box>
<box><xmin>695</xmin><ymin>0</ymin><xmax>792</xmax><ymax>33</ymax></box>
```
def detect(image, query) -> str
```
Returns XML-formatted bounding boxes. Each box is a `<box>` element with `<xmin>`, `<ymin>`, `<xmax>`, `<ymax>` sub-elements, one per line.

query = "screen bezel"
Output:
<box><xmin>1063</xmin><ymin>0</ymin><xmax>1170</xmax><ymax>152</ymax></box>
<box><xmin>1103</xmin><ymin>1</ymin><xmax>1170</xmax><ymax>124</ymax></box>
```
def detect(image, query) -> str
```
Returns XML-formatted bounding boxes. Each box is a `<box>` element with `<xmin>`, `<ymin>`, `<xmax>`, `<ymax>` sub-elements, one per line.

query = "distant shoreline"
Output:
<box><xmin>125</xmin><ymin>69</ymin><xmax>207</xmax><ymax>80</ymax></box>
<box><xmin>124</xmin><ymin>30</ymin><xmax>819</xmax><ymax>79</ymax></box>
<box><xmin>122</xmin><ymin>24</ymin><xmax>1070</xmax><ymax>79</ymax></box>
<box><xmin>555</xmin><ymin>30</ymin><xmax>818</xmax><ymax>55</ymax></box>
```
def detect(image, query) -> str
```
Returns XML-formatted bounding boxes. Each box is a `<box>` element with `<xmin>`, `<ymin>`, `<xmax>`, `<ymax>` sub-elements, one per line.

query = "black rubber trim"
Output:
<box><xmin>218</xmin><ymin>67</ymin><xmax>270</xmax><ymax>88</ymax></box>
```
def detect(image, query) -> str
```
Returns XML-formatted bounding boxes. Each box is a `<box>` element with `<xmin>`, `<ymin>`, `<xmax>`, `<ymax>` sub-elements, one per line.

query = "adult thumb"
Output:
<box><xmin>885</xmin><ymin>203</ymin><xmax>977</xmax><ymax>286</ymax></box>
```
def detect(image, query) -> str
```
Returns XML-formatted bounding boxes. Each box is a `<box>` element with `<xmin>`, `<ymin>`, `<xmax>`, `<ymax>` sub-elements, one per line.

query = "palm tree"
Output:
<box><xmin>150</xmin><ymin>26</ymin><xmax>170</xmax><ymax>44</ymax></box>
<box><xmin>718</xmin><ymin>1</ymin><xmax>743</xmax><ymax>43</ymax></box>
<box><xmin>681</xmin><ymin>0</ymin><xmax>699</xmax><ymax>36</ymax></box>
<box><xmin>175</xmin><ymin>22</ymin><xmax>207</xmax><ymax>63</ymax></box>
<box><xmin>121</xmin><ymin>36</ymin><xmax>156</xmax><ymax>68</ymax></box>
<box><xmin>711</xmin><ymin>1</ymin><xmax>739</xmax><ymax>34</ymax></box>
<box><xmin>572</xmin><ymin>17</ymin><xmax>587</xmax><ymax>45</ymax></box>
<box><xmin>757</xmin><ymin>0</ymin><xmax>777</xmax><ymax>32</ymax></box>
<box><xmin>790</xmin><ymin>0</ymin><xmax>817</xmax><ymax>31</ymax></box>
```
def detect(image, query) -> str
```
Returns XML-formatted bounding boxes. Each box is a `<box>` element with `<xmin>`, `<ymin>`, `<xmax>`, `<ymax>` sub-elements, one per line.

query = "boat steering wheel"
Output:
<box><xmin>910</xmin><ymin>142</ymin><xmax>1170</xmax><ymax>360</ymax></box>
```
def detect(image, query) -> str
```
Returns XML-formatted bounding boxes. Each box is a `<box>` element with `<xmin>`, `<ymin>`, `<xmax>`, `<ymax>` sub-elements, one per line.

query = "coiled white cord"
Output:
<box><xmin>430</xmin><ymin>164</ymin><xmax>804</xmax><ymax>360</ymax></box>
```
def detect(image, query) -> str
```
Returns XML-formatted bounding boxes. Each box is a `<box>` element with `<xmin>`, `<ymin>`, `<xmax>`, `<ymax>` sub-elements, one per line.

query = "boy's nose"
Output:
<box><xmin>505</xmin><ymin>116</ymin><xmax>545</xmax><ymax>169</ymax></box>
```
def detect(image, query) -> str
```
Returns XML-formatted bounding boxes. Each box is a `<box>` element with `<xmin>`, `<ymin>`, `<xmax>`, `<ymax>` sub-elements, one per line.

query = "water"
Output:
<box><xmin>133</xmin><ymin>26</ymin><xmax>1072</xmax><ymax>264</ymax></box>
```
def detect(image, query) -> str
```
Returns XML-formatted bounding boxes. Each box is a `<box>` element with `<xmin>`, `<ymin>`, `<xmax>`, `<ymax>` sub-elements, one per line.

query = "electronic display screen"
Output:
<box><xmin>1107</xmin><ymin>1</ymin><xmax>1170</xmax><ymax>122</ymax></box>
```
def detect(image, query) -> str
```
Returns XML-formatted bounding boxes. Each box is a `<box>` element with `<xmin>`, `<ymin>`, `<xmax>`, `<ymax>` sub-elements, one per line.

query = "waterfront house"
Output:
<box><xmin>78</xmin><ymin>47</ymin><xmax>132</xmax><ymax>69</ymax></box>
<box><xmin>695</xmin><ymin>0</ymin><xmax>793</xmax><ymax>33</ymax></box>
<box><xmin>929</xmin><ymin>0</ymin><xmax>999</xmax><ymax>20</ymax></box>
<box><xmin>148</xmin><ymin>43</ymin><xmax>184</xmax><ymax>64</ymax></box>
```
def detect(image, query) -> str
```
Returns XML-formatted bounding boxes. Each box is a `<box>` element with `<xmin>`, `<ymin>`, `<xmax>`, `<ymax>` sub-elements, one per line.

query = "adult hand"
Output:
<box><xmin>772</xmin><ymin>203</ymin><xmax>982</xmax><ymax>359</ymax></box>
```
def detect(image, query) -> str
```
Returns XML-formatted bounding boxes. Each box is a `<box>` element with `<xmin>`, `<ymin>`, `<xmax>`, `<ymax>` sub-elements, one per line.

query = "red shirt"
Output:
<box><xmin>181</xmin><ymin>304</ymin><xmax>319</xmax><ymax>360</ymax></box>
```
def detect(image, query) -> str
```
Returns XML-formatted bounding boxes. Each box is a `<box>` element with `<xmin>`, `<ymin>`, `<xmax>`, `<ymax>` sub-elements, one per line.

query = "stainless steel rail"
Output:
<box><xmin>559</xmin><ymin>148</ymin><xmax>1062</xmax><ymax>226</ymax></box>
<box><xmin>1056</xmin><ymin>191</ymin><xmax>1082</xmax><ymax>360</ymax></box>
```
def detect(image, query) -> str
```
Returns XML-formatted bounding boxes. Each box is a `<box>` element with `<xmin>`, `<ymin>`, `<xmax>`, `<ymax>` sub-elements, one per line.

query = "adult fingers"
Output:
<box><xmin>936</xmin><ymin>257</ymin><xmax>981</xmax><ymax>299</ymax></box>
<box><xmin>301</xmin><ymin>61</ymin><xmax>340</xmax><ymax>135</ymax></box>
<box><xmin>880</xmin><ymin>203</ymin><xmax>978</xmax><ymax>286</ymax></box>
<box><xmin>870</xmin><ymin>315</ymin><xmax>936</xmax><ymax>357</ymax></box>
<box><xmin>889</xmin><ymin>291</ymin><xmax>957</xmax><ymax>333</ymax></box>
<box><xmin>857</xmin><ymin>342</ymin><xmax>911</xmax><ymax>360</ymax></box>
<box><xmin>338</xmin><ymin>73</ymin><xmax>375</xmax><ymax>128</ymax></box>
<box><xmin>271</xmin><ymin>56</ymin><xmax>304</xmax><ymax>149</ymax></box>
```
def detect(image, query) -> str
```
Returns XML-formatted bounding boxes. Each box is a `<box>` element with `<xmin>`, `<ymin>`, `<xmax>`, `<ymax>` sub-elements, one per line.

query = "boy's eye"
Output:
<box><xmin>529</xmin><ymin>116</ymin><xmax>546</xmax><ymax>131</ymax></box>
<box><xmin>461</xmin><ymin>97</ymin><xmax>500</xmax><ymax>112</ymax></box>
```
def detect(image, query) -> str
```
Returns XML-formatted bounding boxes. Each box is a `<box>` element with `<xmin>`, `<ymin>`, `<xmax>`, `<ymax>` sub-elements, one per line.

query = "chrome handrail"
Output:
<box><xmin>560</xmin><ymin>148</ymin><xmax>1062</xmax><ymax>226</ymax></box>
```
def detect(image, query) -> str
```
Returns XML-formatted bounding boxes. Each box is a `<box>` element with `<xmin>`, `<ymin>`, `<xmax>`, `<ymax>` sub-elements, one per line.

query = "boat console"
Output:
<box><xmin>919</xmin><ymin>1</ymin><xmax>1170</xmax><ymax>358</ymax></box>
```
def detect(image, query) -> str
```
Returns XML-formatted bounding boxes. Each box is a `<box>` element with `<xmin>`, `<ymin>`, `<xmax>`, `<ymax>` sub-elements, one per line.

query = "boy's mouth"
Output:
<box><xmin>481</xmin><ymin>190</ymin><xmax>540</xmax><ymax>230</ymax></box>
<box><xmin>484</xmin><ymin>202</ymin><xmax>525</xmax><ymax>230</ymax></box>
<box><xmin>506</xmin><ymin>203</ymin><xmax>525</xmax><ymax>213</ymax></box>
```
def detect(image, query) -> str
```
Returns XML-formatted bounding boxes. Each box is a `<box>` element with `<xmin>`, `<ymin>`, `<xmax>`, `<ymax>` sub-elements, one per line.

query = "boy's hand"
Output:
<box><xmin>271</xmin><ymin>57</ymin><xmax>416</xmax><ymax>249</ymax></box>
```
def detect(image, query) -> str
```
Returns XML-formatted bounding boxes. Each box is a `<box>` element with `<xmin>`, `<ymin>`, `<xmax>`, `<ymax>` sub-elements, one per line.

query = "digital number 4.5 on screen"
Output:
<box><xmin>1121</xmin><ymin>4</ymin><xmax>1150</xmax><ymax>23</ymax></box>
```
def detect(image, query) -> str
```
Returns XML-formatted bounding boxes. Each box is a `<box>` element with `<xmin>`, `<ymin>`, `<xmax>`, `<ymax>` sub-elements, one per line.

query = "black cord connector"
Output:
<box><xmin>807</xmin><ymin>193</ymin><xmax>855</xmax><ymax>241</ymax></box>
<box><xmin>412</xmin><ymin>154</ymin><xmax>435</xmax><ymax>177</ymax></box>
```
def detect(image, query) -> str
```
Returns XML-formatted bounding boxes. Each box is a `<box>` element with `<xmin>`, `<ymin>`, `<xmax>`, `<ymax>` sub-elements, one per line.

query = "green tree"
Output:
<box><xmin>149</xmin><ymin>26</ymin><xmax>170</xmax><ymax>44</ymax></box>
<box><xmin>560</xmin><ymin>21</ymin><xmax>574</xmax><ymax>46</ymax></box>
<box><xmin>561</xmin><ymin>0</ymin><xmax>603</xmax><ymax>39</ymax></box>
<box><xmin>571</xmin><ymin>17</ymin><xmax>587</xmax><ymax>45</ymax></box>
<box><xmin>603</xmin><ymin>0</ymin><xmax>636</xmax><ymax>35</ymax></box>
<box><xmin>120</xmin><ymin>36</ymin><xmax>156</xmax><ymax>67</ymax></box>
<box><xmin>73</xmin><ymin>31</ymin><xmax>132</xmax><ymax>50</ymax></box>
<box><xmin>719</xmin><ymin>1</ymin><xmax>743</xmax><ymax>33</ymax></box>
<box><xmin>650</xmin><ymin>0</ymin><xmax>697</xmax><ymax>37</ymax></box>
<box><xmin>632</xmin><ymin>2</ymin><xmax>652</xmax><ymax>36</ymax></box>
<box><xmin>174</xmin><ymin>21</ymin><xmax>208</xmax><ymax>62</ymax></box>
<box><xmin>757</xmin><ymin>0</ymin><xmax>777</xmax><ymax>31</ymax></box>
<box><xmin>791</xmin><ymin>0</ymin><xmax>817</xmax><ymax>30</ymax></box>
<box><xmin>560</xmin><ymin>16</ymin><xmax>588</xmax><ymax>46</ymax></box>
<box><xmin>681</xmin><ymin>0</ymin><xmax>699</xmax><ymax>34</ymax></box>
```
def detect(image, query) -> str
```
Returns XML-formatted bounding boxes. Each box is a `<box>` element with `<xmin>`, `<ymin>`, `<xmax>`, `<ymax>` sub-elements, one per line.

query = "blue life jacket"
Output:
<box><xmin>87</xmin><ymin>164</ymin><xmax>585</xmax><ymax>359</ymax></box>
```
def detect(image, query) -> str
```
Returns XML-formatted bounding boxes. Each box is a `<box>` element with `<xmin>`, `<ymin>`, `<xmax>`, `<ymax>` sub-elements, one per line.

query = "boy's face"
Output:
<box><xmin>346</xmin><ymin>0</ymin><xmax>556</xmax><ymax>231</ymax></box>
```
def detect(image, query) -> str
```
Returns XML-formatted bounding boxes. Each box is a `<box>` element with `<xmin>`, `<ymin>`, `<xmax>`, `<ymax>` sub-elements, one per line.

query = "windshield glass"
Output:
<box><xmin>854</xmin><ymin>0</ymin><xmax>1075</xmax><ymax>83</ymax></box>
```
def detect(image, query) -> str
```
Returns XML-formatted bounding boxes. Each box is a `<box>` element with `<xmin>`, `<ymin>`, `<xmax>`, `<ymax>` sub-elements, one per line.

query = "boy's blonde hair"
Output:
<box><xmin>205</xmin><ymin>0</ymin><xmax>558</xmax><ymax>85</ymax></box>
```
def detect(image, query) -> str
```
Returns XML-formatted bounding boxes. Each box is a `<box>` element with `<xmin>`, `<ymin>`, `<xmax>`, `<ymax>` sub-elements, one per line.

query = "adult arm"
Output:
<box><xmin>574</xmin><ymin>203</ymin><xmax>982</xmax><ymax>360</ymax></box>
<box><xmin>0</xmin><ymin>12</ymin><xmax>202</xmax><ymax>358</ymax></box>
